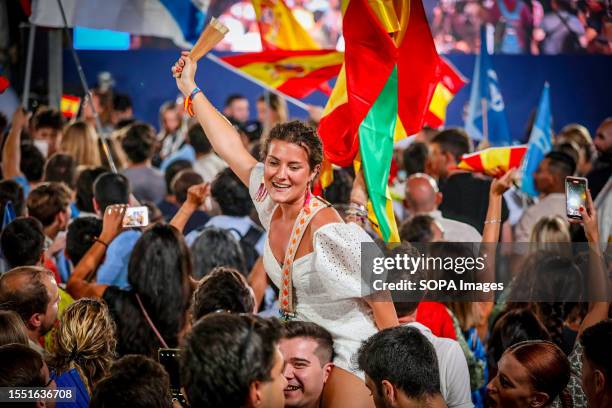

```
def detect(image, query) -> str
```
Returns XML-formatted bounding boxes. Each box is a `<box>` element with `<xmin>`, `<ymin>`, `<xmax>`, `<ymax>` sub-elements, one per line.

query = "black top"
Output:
<box><xmin>103</xmin><ymin>286</ymin><xmax>170</xmax><ymax>358</ymax></box>
<box><xmin>438</xmin><ymin>172</ymin><xmax>509</xmax><ymax>234</ymax></box>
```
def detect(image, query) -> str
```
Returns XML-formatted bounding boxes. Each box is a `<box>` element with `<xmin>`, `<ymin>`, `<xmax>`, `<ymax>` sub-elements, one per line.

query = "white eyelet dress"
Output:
<box><xmin>249</xmin><ymin>163</ymin><xmax>377</xmax><ymax>379</ymax></box>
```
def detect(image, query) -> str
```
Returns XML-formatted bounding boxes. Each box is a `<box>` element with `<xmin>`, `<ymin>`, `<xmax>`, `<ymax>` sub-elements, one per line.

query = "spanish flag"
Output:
<box><xmin>220</xmin><ymin>50</ymin><xmax>343</xmax><ymax>99</ymax></box>
<box><xmin>252</xmin><ymin>0</ymin><xmax>320</xmax><ymax>51</ymax></box>
<box><xmin>458</xmin><ymin>145</ymin><xmax>528</xmax><ymax>177</ymax></box>
<box><xmin>425</xmin><ymin>57</ymin><xmax>467</xmax><ymax>128</ymax></box>
<box><xmin>60</xmin><ymin>95</ymin><xmax>81</xmax><ymax>119</ymax></box>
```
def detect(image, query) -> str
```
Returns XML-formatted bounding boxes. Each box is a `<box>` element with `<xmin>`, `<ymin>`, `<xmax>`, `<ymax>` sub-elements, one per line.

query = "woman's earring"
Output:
<box><xmin>303</xmin><ymin>180</ymin><xmax>313</xmax><ymax>212</ymax></box>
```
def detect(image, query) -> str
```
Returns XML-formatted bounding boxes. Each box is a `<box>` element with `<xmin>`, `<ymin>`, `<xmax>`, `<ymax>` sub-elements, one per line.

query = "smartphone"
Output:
<box><xmin>565</xmin><ymin>176</ymin><xmax>588</xmax><ymax>220</ymax></box>
<box><xmin>122</xmin><ymin>206</ymin><xmax>149</xmax><ymax>228</ymax></box>
<box><xmin>158</xmin><ymin>348</ymin><xmax>186</xmax><ymax>405</ymax></box>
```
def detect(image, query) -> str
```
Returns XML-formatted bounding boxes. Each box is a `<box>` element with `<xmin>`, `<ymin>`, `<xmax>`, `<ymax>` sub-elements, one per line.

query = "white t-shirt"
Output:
<box><xmin>403</xmin><ymin>322</ymin><xmax>474</xmax><ymax>408</ymax></box>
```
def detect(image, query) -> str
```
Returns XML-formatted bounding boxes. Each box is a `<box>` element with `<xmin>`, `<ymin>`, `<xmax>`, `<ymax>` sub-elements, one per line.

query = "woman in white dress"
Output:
<box><xmin>172</xmin><ymin>52</ymin><xmax>398</xmax><ymax>407</ymax></box>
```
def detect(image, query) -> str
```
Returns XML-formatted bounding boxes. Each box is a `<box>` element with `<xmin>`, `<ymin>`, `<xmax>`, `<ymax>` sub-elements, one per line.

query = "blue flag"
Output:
<box><xmin>521</xmin><ymin>83</ymin><xmax>552</xmax><ymax>197</ymax></box>
<box><xmin>2</xmin><ymin>201</ymin><xmax>15</xmax><ymax>230</ymax></box>
<box><xmin>465</xmin><ymin>26</ymin><xmax>512</xmax><ymax>146</ymax></box>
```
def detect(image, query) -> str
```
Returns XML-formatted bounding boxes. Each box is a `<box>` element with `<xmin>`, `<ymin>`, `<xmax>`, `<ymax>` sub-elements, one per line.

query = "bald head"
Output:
<box><xmin>404</xmin><ymin>173</ymin><xmax>441</xmax><ymax>214</ymax></box>
<box><xmin>0</xmin><ymin>267</ymin><xmax>59</xmax><ymax>340</ymax></box>
<box><xmin>594</xmin><ymin>117</ymin><xmax>612</xmax><ymax>155</ymax></box>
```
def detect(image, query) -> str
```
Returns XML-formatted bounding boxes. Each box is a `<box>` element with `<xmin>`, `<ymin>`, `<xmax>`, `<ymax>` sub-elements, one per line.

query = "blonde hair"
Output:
<box><xmin>529</xmin><ymin>216</ymin><xmax>571</xmax><ymax>253</ymax></box>
<box><xmin>48</xmin><ymin>298</ymin><xmax>117</xmax><ymax>395</ymax></box>
<box><xmin>60</xmin><ymin>121</ymin><xmax>102</xmax><ymax>167</ymax></box>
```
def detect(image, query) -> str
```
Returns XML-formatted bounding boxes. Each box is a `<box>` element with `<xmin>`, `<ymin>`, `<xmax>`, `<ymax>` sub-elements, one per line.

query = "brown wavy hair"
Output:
<box><xmin>48</xmin><ymin>298</ymin><xmax>117</xmax><ymax>395</ymax></box>
<box><xmin>260</xmin><ymin>120</ymin><xmax>323</xmax><ymax>171</ymax></box>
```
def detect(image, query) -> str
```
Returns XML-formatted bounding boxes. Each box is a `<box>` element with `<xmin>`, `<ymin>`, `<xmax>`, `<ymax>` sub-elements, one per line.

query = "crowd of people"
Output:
<box><xmin>0</xmin><ymin>50</ymin><xmax>609</xmax><ymax>408</ymax></box>
<box><xmin>428</xmin><ymin>0</ymin><xmax>612</xmax><ymax>54</ymax></box>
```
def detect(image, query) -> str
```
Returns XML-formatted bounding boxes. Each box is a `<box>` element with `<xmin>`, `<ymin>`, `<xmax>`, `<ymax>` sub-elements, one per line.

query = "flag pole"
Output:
<box><xmin>54</xmin><ymin>0</ymin><xmax>118</xmax><ymax>173</ymax></box>
<box><xmin>206</xmin><ymin>53</ymin><xmax>309</xmax><ymax>111</ymax></box>
<box><xmin>22</xmin><ymin>23</ymin><xmax>36</xmax><ymax>109</ymax></box>
<box><xmin>481</xmin><ymin>97</ymin><xmax>489</xmax><ymax>147</ymax></box>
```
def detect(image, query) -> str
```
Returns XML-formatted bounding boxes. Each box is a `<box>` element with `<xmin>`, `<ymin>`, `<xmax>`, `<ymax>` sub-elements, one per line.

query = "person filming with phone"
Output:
<box><xmin>515</xmin><ymin>150</ymin><xmax>577</xmax><ymax>242</ymax></box>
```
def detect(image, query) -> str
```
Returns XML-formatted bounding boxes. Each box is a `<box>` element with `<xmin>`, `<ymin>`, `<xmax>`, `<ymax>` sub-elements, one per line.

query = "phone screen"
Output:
<box><xmin>565</xmin><ymin>177</ymin><xmax>587</xmax><ymax>219</ymax></box>
<box><xmin>158</xmin><ymin>348</ymin><xmax>186</xmax><ymax>405</ymax></box>
<box><xmin>122</xmin><ymin>206</ymin><xmax>149</xmax><ymax>228</ymax></box>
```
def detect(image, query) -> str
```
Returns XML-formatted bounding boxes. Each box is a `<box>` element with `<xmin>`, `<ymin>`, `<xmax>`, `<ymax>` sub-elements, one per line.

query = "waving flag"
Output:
<box><xmin>458</xmin><ymin>145</ymin><xmax>527</xmax><ymax>177</ymax></box>
<box><xmin>30</xmin><ymin>0</ymin><xmax>206</xmax><ymax>48</ymax></box>
<box><xmin>521</xmin><ymin>83</ymin><xmax>552</xmax><ymax>197</ymax></box>
<box><xmin>465</xmin><ymin>26</ymin><xmax>511</xmax><ymax>146</ymax></box>
<box><xmin>60</xmin><ymin>95</ymin><xmax>81</xmax><ymax>119</ymax></box>
<box><xmin>425</xmin><ymin>57</ymin><xmax>467</xmax><ymax>128</ymax></box>
<box><xmin>319</xmin><ymin>0</ymin><xmax>439</xmax><ymax>242</ymax></box>
<box><xmin>220</xmin><ymin>49</ymin><xmax>343</xmax><ymax>98</ymax></box>
<box><xmin>252</xmin><ymin>0</ymin><xmax>319</xmax><ymax>50</ymax></box>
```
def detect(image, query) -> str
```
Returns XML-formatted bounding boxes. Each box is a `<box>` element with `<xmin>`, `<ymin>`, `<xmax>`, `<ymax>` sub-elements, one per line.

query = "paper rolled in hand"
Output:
<box><xmin>189</xmin><ymin>17</ymin><xmax>229</xmax><ymax>62</ymax></box>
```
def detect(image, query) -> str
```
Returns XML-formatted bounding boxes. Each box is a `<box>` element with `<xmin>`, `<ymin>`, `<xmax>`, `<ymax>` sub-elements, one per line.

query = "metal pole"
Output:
<box><xmin>22</xmin><ymin>24</ymin><xmax>36</xmax><ymax>109</ymax></box>
<box><xmin>54</xmin><ymin>0</ymin><xmax>117</xmax><ymax>173</ymax></box>
<box><xmin>481</xmin><ymin>98</ymin><xmax>489</xmax><ymax>146</ymax></box>
<box><xmin>48</xmin><ymin>29</ymin><xmax>62</xmax><ymax>110</ymax></box>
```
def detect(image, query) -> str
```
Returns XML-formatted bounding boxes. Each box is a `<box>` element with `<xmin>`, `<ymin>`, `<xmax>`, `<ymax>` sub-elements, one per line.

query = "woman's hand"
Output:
<box><xmin>172</xmin><ymin>51</ymin><xmax>198</xmax><ymax>97</ymax></box>
<box><xmin>490</xmin><ymin>168</ymin><xmax>515</xmax><ymax>197</ymax></box>
<box><xmin>579</xmin><ymin>189</ymin><xmax>599</xmax><ymax>243</ymax></box>
<box><xmin>99</xmin><ymin>204</ymin><xmax>127</xmax><ymax>244</ymax></box>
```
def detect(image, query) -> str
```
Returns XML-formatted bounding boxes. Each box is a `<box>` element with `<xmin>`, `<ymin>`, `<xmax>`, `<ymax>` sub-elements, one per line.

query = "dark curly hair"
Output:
<box><xmin>192</xmin><ymin>267</ymin><xmax>254</xmax><ymax>321</ymax></box>
<box><xmin>181</xmin><ymin>313</ymin><xmax>281</xmax><ymax>408</ymax></box>
<box><xmin>121</xmin><ymin>122</ymin><xmax>156</xmax><ymax>164</ymax></box>
<box><xmin>260</xmin><ymin>120</ymin><xmax>323</xmax><ymax>170</ymax></box>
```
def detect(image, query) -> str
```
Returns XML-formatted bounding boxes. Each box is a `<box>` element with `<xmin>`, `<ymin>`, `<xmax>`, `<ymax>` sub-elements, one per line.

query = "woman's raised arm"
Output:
<box><xmin>172</xmin><ymin>52</ymin><xmax>257</xmax><ymax>185</ymax></box>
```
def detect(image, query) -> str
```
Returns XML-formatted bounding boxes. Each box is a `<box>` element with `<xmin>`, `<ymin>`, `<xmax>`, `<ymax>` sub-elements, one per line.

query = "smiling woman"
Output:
<box><xmin>172</xmin><ymin>51</ymin><xmax>398</xmax><ymax>408</ymax></box>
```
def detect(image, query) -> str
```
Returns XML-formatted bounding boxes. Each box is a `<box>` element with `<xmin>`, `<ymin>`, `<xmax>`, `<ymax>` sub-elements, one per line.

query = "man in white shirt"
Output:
<box><xmin>395</xmin><ymin>301</ymin><xmax>473</xmax><ymax>408</ymax></box>
<box><xmin>514</xmin><ymin>151</ymin><xmax>576</xmax><ymax>242</ymax></box>
<box><xmin>404</xmin><ymin>173</ymin><xmax>482</xmax><ymax>242</ymax></box>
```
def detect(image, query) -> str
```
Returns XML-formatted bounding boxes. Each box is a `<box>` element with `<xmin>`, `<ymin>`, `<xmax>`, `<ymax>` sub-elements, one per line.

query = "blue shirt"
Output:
<box><xmin>12</xmin><ymin>175</ymin><xmax>30</xmax><ymax>197</ymax></box>
<box><xmin>160</xmin><ymin>144</ymin><xmax>196</xmax><ymax>172</ymax></box>
<box><xmin>185</xmin><ymin>215</ymin><xmax>266</xmax><ymax>255</ymax></box>
<box><xmin>53</xmin><ymin>368</ymin><xmax>89</xmax><ymax>408</ymax></box>
<box><xmin>96</xmin><ymin>230</ymin><xmax>142</xmax><ymax>289</ymax></box>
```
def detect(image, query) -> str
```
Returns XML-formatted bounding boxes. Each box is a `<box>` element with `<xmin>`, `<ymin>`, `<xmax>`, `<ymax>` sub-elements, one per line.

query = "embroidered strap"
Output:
<box><xmin>279</xmin><ymin>196</ymin><xmax>328</xmax><ymax>318</ymax></box>
<box><xmin>135</xmin><ymin>293</ymin><xmax>169</xmax><ymax>348</ymax></box>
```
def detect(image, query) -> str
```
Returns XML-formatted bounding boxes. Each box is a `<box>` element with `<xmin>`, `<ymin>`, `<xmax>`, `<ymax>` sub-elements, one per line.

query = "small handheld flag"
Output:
<box><xmin>458</xmin><ymin>145</ymin><xmax>528</xmax><ymax>177</ymax></box>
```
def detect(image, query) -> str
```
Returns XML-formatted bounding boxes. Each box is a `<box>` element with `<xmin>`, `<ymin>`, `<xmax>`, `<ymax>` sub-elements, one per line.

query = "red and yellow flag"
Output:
<box><xmin>252</xmin><ymin>0</ymin><xmax>320</xmax><ymax>51</ymax></box>
<box><xmin>458</xmin><ymin>145</ymin><xmax>527</xmax><ymax>177</ymax></box>
<box><xmin>60</xmin><ymin>95</ymin><xmax>81</xmax><ymax>119</ymax></box>
<box><xmin>319</xmin><ymin>0</ymin><xmax>439</xmax><ymax>242</ymax></box>
<box><xmin>424</xmin><ymin>57</ymin><xmax>467</xmax><ymax>128</ymax></box>
<box><xmin>220</xmin><ymin>50</ymin><xmax>343</xmax><ymax>99</ymax></box>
